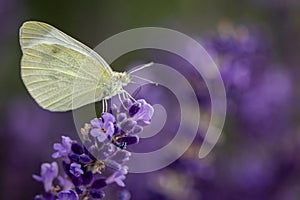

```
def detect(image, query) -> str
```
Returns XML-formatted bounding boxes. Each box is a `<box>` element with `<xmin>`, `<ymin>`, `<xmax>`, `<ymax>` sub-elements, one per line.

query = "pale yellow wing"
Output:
<box><xmin>20</xmin><ymin>21</ymin><xmax>112</xmax><ymax>112</ymax></box>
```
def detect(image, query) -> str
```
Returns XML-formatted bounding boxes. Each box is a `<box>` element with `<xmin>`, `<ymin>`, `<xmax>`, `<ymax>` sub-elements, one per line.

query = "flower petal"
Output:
<box><xmin>90</xmin><ymin>128</ymin><xmax>101</xmax><ymax>137</ymax></box>
<box><xmin>91</xmin><ymin>118</ymin><xmax>102</xmax><ymax>128</ymax></box>
<box><xmin>102</xmin><ymin>113</ymin><xmax>115</xmax><ymax>124</ymax></box>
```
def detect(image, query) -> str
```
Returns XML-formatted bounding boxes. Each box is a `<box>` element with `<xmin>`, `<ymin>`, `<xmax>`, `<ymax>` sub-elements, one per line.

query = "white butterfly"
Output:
<box><xmin>20</xmin><ymin>21</ymin><xmax>151</xmax><ymax>112</ymax></box>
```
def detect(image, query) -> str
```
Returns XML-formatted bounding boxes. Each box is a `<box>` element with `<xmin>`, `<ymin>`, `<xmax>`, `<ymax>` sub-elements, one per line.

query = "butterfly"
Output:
<box><xmin>19</xmin><ymin>21</ymin><xmax>153</xmax><ymax>112</ymax></box>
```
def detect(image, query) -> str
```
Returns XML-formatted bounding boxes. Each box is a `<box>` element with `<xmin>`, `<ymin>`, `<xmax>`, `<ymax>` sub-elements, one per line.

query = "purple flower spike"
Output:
<box><xmin>90</xmin><ymin>114</ymin><xmax>115</xmax><ymax>142</ymax></box>
<box><xmin>130</xmin><ymin>99</ymin><xmax>154</xmax><ymax>124</ymax></box>
<box><xmin>32</xmin><ymin>98</ymin><xmax>153</xmax><ymax>199</ymax></box>
<box><xmin>52</xmin><ymin>136</ymin><xmax>73</xmax><ymax>161</ymax></box>
<box><xmin>69</xmin><ymin>163</ymin><xmax>84</xmax><ymax>177</ymax></box>
<box><xmin>33</xmin><ymin>162</ymin><xmax>58</xmax><ymax>192</ymax></box>
<box><xmin>57</xmin><ymin>190</ymin><xmax>79</xmax><ymax>200</ymax></box>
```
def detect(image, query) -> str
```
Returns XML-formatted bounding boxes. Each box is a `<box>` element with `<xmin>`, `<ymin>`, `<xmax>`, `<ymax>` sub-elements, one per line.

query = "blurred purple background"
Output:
<box><xmin>1</xmin><ymin>0</ymin><xmax>300</xmax><ymax>199</ymax></box>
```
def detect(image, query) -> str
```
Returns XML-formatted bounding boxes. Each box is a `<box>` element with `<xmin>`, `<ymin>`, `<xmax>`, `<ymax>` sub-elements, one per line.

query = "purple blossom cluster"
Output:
<box><xmin>32</xmin><ymin>99</ymin><xmax>154</xmax><ymax>200</ymax></box>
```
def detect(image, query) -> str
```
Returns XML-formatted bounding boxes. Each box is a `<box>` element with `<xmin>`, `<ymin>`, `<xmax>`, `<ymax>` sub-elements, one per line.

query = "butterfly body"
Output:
<box><xmin>19</xmin><ymin>21</ymin><xmax>131</xmax><ymax>112</ymax></box>
<box><xmin>102</xmin><ymin>71</ymin><xmax>131</xmax><ymax>100</ymax></box>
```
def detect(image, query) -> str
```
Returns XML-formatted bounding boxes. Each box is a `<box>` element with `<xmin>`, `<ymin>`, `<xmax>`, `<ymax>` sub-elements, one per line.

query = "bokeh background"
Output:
<box><xmin>1</xmin><ymin>0</ymin><xmax>300</xmax><ymax>199</ymax></box>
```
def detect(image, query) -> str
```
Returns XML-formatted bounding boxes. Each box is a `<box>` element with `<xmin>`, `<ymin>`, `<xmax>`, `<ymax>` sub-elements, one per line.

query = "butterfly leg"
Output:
<box><xmin>104</xmin><ymin>99</ymin><xmax>108</xmax><ymax>113</ymax></box>
<box><xmin>118</xmin><ymin>93</ymin><xmax>127</xmax><ymax>110</ymax></box>
<box><xmin>102</xmin><ymin>99</ymin><xmax>108</xmax><ymax>113</ymax></box>
<box><xmin>122</xmin><ymin>90</ymin><xmax>136</xmax><ymax>102</ymax></box>
<box><xmin>122</xmin><ymin>91</ymin><xmax>127</xmax><ymax>101</ymax></box>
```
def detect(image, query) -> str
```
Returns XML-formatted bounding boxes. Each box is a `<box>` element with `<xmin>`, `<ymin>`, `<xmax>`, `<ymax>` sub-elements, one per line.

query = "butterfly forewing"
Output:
<box><xmin>20</xmin><ymin>21</ymin><xmax>113</xmax><ymax>111</ymax></box>
<box><xmin>20</xmin><ymin>21</ymin><xmax>113</xmax><ymax>75</ymax></box>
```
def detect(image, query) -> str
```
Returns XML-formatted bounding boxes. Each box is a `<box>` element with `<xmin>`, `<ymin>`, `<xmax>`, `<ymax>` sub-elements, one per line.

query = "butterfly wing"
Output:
<box><xmin>20</xmin><ymin>21</ymin><xmax>112</xmax><ymax>111</ymax></box>
<box><xmin>20</xmin><ymin>21</ymin><xmax>113</xmax><ymax>74</ymax></box>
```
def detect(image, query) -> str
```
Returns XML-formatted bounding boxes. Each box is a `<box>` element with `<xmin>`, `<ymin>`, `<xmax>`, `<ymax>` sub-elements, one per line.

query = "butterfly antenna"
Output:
<box><xmin>104</xmin><ymin>99</ymin><xmax>108</xmax><ymax>113</ymax></box>
<box><xmin>121</xmin><ymin>92</ymin><xmax>125</xmax><ymax>100</ymax></box>
<box><xmin>129</xmin><ymin>62</ymin><xmax>154</xmax><ymax>74</ymax></box>
<box><xmin>131</xmin><ymin>75</ymin><xmax>158</xmax><ymax>86</ymax></box>
<box><xmin>129</xmin><ymin>81</ymin><xmax>142</xmax><ymax>85</ymax></box>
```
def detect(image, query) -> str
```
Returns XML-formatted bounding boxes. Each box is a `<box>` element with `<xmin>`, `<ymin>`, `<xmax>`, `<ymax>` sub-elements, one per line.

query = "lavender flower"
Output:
<box><xmin>33</xmin><ymin>99</ymin><xmax>154</xmax><ymax>199</ymax></box>
<box><xmin>69</xmin><ymin>163</ymin><xmax>84</xmax><ymax>177</ymax></box>
<box><xmin>90</xmin><ymin>113</ymin><xmax>115</xmax><ymax>142</ymax></box>
<box><xmin>52</xmin><ymin>136</ymin><xmax>73</xmax><ymax>161</ymax></box>
<box><xmin>32</xmin><ymin>162</ymin><xmax>58</xmax><ymax>192</ymax></box>
<box><xmin>129</xmin><ymin>99</ymin><xmax>154</xmax><ymax>124</ymax></box>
